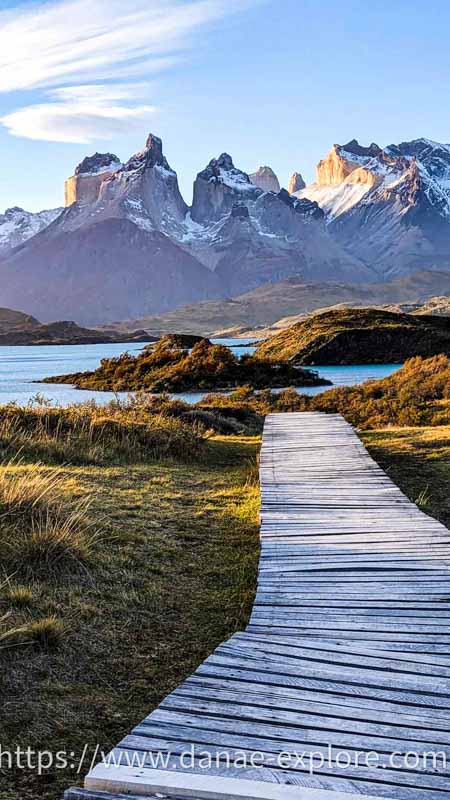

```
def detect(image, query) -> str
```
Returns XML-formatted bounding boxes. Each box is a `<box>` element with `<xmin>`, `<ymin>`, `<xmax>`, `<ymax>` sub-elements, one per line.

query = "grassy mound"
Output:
<box><xmin>42</xmin><ymin>338</ymin><xmax>331</xmax><ymax>392</ymax></box>
<box><xmin>256</xmin><ymin>307</ymin><xmax>450</xmax><ymax>364</ymax></box>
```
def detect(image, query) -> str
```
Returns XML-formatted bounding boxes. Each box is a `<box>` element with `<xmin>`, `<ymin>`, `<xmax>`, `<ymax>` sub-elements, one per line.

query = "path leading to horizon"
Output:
<box><xmin>70</xmin><ymin>413</ymin><xmax>450</xmax><ymax>800</ymax></box>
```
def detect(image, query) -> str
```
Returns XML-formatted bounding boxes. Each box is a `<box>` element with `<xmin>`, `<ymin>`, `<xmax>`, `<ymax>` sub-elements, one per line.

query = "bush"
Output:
<box><xmin>199</xmin><ymin>356</ymin><xmax>450</xmax><ymax>430</ymax></box>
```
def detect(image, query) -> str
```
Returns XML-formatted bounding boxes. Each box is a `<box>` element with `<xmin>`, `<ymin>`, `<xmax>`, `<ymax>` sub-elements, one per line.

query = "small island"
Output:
<box><xmin>42</xmin><ymin>335</ymin><xmax>332</xmax><ymax>392</ymax></box>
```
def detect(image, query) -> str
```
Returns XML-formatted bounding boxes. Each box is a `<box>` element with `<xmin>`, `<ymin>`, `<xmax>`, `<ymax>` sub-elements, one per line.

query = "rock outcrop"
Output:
<box><xmin>288</xmin><ymin>172</ymin><xmax>306</xmax><ymax>193</ymax></box>
<box><xmin>249</xmin><ymin>166</ymin><xmax>281</xmax><ymax>193</ymax></box>
<box><xmin>64</xmin><ymin>153</ymin><xmax>122</xmax><ymax>206</ymax></box>
<box><xmin>191</xmin><ymin>153</ymin><xmax>257</xmax><ymax>224</ymax></box>
<box><xmin>316</xmin><ymin>140</ymin><xmax>382</xmax><ymax>185</ymax></box>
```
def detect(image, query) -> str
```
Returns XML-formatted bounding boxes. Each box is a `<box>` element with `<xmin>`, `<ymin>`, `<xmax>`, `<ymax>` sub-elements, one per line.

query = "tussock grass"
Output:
<box><xmin>0</xmin><ymin>615</ymin><xmax>64</xmax><ymax>651</ymax></box>
<box><xmin>0</xmin><ymin>460</ymin><xmax>97</xmax><ymax>577</ymax></box>
<box><xmin>0</xmin><ymin>459</ymin><xmax>66</xmax><ymax>522</ymax></box>
<box><xmin>0</xmin><ymin>404</ymin><xmax>205</xmax><ymax>465</ymax></box>
<box><xmin>3</xmin><ymin>585</ymin><xmax>34</xmax><ymax>608</ymax></box>
<box><xmin>13</xmin><ymin>509</ymin><xmax>97</xmax><ymax>574</ymax></box>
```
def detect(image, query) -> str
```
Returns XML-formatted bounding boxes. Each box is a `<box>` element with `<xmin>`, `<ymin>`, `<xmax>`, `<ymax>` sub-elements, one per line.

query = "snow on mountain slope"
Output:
<box><xmin>184</xmin><ymin>153</ymin><xmax>372</xmax><ymax>290</ymax></box>
<box><xmin>296</xmin><ymin>183</ymin><xmax>371</xmax><ymax>219</ymax></box>
<box><xmin>0</xmin><ymin>206</ymin><xmax>63</xmax><ymax>255</ymax></box>
<box><xmin>297</xmin><ymin>137</ymin><xmax>450</xmax><ymax>277</ymax></box>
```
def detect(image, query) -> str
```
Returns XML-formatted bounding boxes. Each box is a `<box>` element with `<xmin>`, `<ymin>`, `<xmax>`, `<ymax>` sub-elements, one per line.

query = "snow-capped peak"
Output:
<box><xmin>0</xmin><ymin>206</ymin><xmax>62</xmax><ymax>253</ymax></box>
<box><xmin>74</xmin><ymin>153</ymin><xmax>122</xmax><ymax>177</ymax></box>
<box><xmin>299</xmin><ymin>136</ymin><xmax>450</xmax><ymax>222</ymax></box>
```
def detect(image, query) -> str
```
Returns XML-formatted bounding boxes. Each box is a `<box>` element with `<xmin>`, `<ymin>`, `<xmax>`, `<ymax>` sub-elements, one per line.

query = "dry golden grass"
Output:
<box><xmin>0</xmin><ymin>434</ymin><xmax>260</xmax><ymax>800</ymax></box>
<box><xmin>0</xmin><ymin>461</ymin><xmax>98</xmax><ymax>577</ymax></box>
<box><xmin>0</xmin><ymin>615</ymin><xmax>64</xmax><ymax>651</ymax></box>
<box><xmin>0</xmin><ymin>403</ymin><xmax>205</xmax><ymax>465</ymax></box>
<box><xmin>3</xmin><ymin>585</ymin><xmax>34</xmax><ymax>608</ymax></box>
<box><xmin>361</xmin><ymin>424</ymin><xmax>450</xmax><ymax>529</ymax></box>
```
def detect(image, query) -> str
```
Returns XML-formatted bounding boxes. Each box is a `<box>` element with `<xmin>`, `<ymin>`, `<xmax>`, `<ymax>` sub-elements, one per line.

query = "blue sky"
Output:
<box><xmin>1</xmin><ymin>0</ymin><xmax>450</xmax><ymax>211</ymax></box>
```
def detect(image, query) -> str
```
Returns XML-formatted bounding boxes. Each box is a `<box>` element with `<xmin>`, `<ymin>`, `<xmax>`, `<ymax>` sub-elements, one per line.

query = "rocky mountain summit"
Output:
<box><xmin>65</xmin><ymin>153</ymin><xmax>122</xmax><ymax>206</ymax></box>
<box><xmin>288</xmin><ymin>172</ymin><xmax>306</xmax><ymax>194</ymax></box>
<box><xmin>298</xmin><ymin>137</ymin><xmax>450</xmax><ymax>277</ymax></box>
<box><xmin>249</xmin><ymin>166</ymin><xmax>281</xmax><ymax>193</ymax></box>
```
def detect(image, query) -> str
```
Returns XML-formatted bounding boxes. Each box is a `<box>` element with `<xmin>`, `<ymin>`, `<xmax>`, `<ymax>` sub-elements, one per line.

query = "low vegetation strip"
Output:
<box><xmin>200</xmin><ymin>355</ymin><xmax>450</xmax><ymax>429</ymax></box>
<box><xmin>256</xmin><ymin>307</ymin><xmax>450</xmax><ymax>364</ymax></box>
<box><xmin>0</xmin><ymin>402</ymin><xmax>206</xmax><ymax>464</ymax></box>
<box><xmin>42</xmin><ymin>336</ymin><xmax>331</xmax><ymax>392</ymax></box>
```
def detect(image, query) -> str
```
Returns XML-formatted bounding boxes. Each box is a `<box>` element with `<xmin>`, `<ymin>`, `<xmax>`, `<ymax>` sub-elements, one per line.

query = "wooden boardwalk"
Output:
<box><xmin>80</xmin><ymin>413</ymin><xmax>450</xmax><ymax>800</ymax></box>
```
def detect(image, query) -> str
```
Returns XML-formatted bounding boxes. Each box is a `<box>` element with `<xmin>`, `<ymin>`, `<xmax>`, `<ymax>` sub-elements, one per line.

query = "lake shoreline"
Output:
<box><xmin>0</xmin><ymin>338</ymin><xmax>403</xmax><ymax>406</ymax></box>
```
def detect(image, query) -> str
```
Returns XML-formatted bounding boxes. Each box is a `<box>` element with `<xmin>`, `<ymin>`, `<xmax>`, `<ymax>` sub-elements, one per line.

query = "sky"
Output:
<box><xmin>1</xmin><ymin>0</ymin><xmax>450</xmax><ymax>211</ymax></box>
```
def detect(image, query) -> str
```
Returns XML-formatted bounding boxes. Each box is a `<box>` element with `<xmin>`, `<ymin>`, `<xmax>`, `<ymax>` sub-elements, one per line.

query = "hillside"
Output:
<box><xmin>255</xmin><ymin>308</ymin><xmax>450</xmax><ymax>364</ymax></box>
<box><xmin>244</xmin><ymin>295</ymin><xmax>450</xmax><ymax>340</ymax></box>
<box><xmin>42</xmin><ymin>338</ymin><xmax>330</xmax><ymax>393</ymax></box>
<box><xmin>0</xmin><ymin>307</ymin><xmax>40</xmax><ymax>331</ymax></box>
<box><xmin>113</xmin><ymin>271</ymin><xmax>450</xmax><ymax>337</ymax></box>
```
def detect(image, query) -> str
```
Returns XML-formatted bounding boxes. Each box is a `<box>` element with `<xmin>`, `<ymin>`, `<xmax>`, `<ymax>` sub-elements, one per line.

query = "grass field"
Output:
<box><xmin>0</xmin><ymin>432</ymin><xmax>260</xmax><ymax>800</ymax></box>
<box><xmin>362</xmin><ymin>425</ymin><xmax>450</xmax><ymax>530</ymax></box>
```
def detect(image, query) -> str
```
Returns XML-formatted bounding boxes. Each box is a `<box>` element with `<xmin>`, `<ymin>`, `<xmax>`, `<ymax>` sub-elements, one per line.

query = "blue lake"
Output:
<box><xmin>0</xmin><ymin>339</ymin><xmax>402</xmax><ymax>406</ymax></box>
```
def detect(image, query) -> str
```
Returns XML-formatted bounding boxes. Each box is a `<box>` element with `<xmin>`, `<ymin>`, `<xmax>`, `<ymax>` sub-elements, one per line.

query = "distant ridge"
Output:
<box><xmin>111</xmin><ymin>270</ymin><xmax>450</xmax><ymax>337</ymax></box>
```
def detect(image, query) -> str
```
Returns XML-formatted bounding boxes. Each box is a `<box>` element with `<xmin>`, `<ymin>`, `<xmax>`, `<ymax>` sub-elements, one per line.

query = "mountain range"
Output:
<box><xmin>0</xmin><ymin>134</ymin><xmax>450</xmax><ymax>324</ymax></box>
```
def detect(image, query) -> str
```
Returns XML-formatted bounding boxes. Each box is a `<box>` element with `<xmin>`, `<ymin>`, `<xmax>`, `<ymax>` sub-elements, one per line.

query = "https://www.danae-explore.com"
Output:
<box><xmin>1</xmin><ymin>743</ymin><xmax>447</xmax><ymax>776</ymax></box>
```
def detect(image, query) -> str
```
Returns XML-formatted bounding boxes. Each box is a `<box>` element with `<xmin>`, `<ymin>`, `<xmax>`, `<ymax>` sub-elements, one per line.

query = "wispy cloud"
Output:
<box><xmin>0</xmin><ymin>0</ymin><xmax>252</xmax><ymax>142</ymax></box>
<box><xmin>2</xmin><ymin>84</ymin><xmax>157</xmax><ymax>143</ymax></box>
